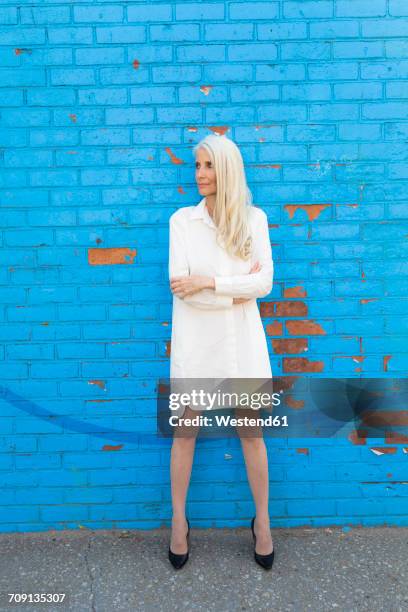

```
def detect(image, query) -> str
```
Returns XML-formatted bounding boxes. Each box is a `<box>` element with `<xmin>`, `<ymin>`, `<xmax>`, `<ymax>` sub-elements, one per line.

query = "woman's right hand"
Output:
<box><xmin>232</xmin><ymin>261</ymin><xmax>261</xmax><ymax>304</ymax></box>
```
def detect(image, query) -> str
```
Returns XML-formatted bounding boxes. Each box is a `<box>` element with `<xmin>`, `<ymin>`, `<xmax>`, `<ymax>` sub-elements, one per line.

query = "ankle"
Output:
<box><xmin>254</xmin><ymin>515</ymin><xmax>270</xmax><ymax>528</ymax></box>
<box><xmin>172</xmin><ymin>515</ymin><xmax>187</xmax><ymax>526</ymax></box>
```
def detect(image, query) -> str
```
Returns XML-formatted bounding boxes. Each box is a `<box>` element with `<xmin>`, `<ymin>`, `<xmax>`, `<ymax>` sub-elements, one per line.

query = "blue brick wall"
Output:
<box><xmin>0</xmin><ymin>1</ymin><xmax>407</xmax><ymax>532</ymax></box>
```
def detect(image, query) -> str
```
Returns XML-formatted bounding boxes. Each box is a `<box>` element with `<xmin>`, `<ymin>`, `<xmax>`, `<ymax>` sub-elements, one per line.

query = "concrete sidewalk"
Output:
<box><xmin>0</xmin><ymin>526</ymin><xmax>406</xmax><ymax>612</ymax></box>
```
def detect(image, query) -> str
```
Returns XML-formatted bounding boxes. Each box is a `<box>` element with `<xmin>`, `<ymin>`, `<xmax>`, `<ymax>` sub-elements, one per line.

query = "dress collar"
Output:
<box><xmin>190</xmin><ymin>197</ymin><xmax>216</xmax><ymax>229</ymax></box>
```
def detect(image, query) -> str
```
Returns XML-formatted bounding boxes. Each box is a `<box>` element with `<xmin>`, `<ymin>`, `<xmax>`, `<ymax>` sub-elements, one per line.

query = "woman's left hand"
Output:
<box><xmin>170</xmin><ymin>275</ymin><xmax>212</xmax><ymax>298</ymax></box>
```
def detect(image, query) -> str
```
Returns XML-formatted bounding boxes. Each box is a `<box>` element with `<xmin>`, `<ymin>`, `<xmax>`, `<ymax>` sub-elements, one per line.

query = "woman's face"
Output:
<box><xmin>195</xmin><ymin>147</ymin><xmax>217</xmax><ymax>197</ymax></box>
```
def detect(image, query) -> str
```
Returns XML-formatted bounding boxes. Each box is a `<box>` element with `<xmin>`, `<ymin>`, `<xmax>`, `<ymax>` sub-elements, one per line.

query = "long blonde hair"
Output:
<box><xmin>193</xmin><ymin>134</ymin><xmax>253</xmax><ymax>261</ymax></box>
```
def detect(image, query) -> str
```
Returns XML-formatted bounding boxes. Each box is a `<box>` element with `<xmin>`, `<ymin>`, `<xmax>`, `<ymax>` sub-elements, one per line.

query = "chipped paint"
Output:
<box><xmin>383</xmin><ymin>355</ymin><xmax>392</xmax><ymax>372</ymax></box>
<box><xmin>265</xmin><ymin>321</ymin><xmax>283</xmax><ymax>335</ymax></box>
<box><xmin>370</xmin><ymin>447</ymin><xmax>397</xmax><ymax>455</ymax></box>
<box><xmin>164</xmin><ymin>147</ymin><xmax>184</xmax><ymax>165</ymax></box>
<box><xmin>360</xmin><ymin>410</ymin><xmax>408</xmax><ymax>427</ymax></box>
<box><xmin>132</xmin><ymin>59</ymin><xmax>140</xmax><ymax>69</ymax></box>
<box><xmin>208</xmin><ymin>126</ymin><xmax>229</xmax><ymax>135</ymax></box>
<box><xmin>385</xmin><ymin>432</ymin><xmax>408</xmax><ymax>444</ymax></box>
<box><xmin>177</xmin><ymin>185</ymin><xmax>186</xmax><ymax>194</ymax></box>
<box><xmin>352</xmin><ymin>356</ymin><xmax>365</xmax><ymax>363</ymax></box>
<box><xmin>102</xmin><ymin>444</ymin><xmax>124</xmax><ymax>451</ymax></box>
<box><xmin>88</xmin><ymin>380</ymin><xmax>106</xmax><ymax>390</ymax></box>
<box><xmin>286</xmin><ymin>396</ymin><xmax>305</xmax><ymax>409</ymax></box>
<box><xmin>200</xmin><ymin>85</ymin><xmax>213</xmax><ymax>95</ymax></box>
<box><xmin>283</xmin><ymin>357</ymin><xmax>324</xmax><ymax>373</ymax></box>
<box><xmin>260</xmin><ymin>302</ymin><xmax>276</xmax><ymax>317</ymax></box>
<box><xmin>69</xmin><ymin>114</ymin><xmax>77</xmax><ymax>123</ymax></box>
<box><xmin>165</xmin><ymin>340</ymin><xmax>171</xmax><ymax>357</ymax></box>
<box><xmin>284</xmin><ymin>286</ymin><xmax>307</xmax><ymax>298</ymax></box>
<box><xmin>348</xmin><ymin>429</ymin><xmax>368</xmax><ymax>445</ymax></box>
<box><xmin>286</xmin><ymin>320</ymin><xmax>326</xmax><ymax>335</ymax></box>
<box><xmin>15</xmin><ymin>48</ymin><xmax>32</xmax><ymax>55</ymax></box>
<box><xmin>272</xmin><ymin>338</ymin><xmax>308</xmax><ymax>354</ymax></box>
<box><xmin>297</xmin><ymin>448</ymin><xmax>309</xmax><ymax>455</ymax></box>
<box><xmin>276</xmin><ymin>301</ymin><xmax>308</xmax><ymax>316</ymax></box>
<box><xmin>88</xmin><ymin>247</ymin><xmax>137</xmax><ymax>265</ymax></box>
<box><xmin>284</xmin><ymin>203</ymin><xmax>331</xmax><ymax>221</ymax></box>
<box><xmin>360</xmin><ymin>298</ymin><xmax>378</xmax><ymax>303</ymax></box>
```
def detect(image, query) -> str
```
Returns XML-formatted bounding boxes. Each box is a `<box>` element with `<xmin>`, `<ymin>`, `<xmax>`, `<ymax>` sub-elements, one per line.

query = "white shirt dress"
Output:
<box><xmin>168</xmin><ymin>198</ymin><xmax>274</xmax><ymax>392</ymax></box>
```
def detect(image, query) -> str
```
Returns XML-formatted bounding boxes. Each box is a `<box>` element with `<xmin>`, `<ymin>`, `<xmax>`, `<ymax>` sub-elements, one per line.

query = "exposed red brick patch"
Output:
<box><xmin>177</xmin><ymin>185</ymin><xmax>186</xmax><ymax>194</ymax></box>
<box><xmin>385</xmin><ymin>432</ymin><xmax>408</xmax><ymax>444</ymax></box>
<box><xmin>162</xmin><ymin>321</ymin><xmax>169</xmax><ymax>327</ymax></box>
<box><xmin>200</xmin><ymin>85</ymin><xmax>213</xmax><ymax>95</ymax></box>
<box><xmin>370</xmin><ymin>447</ymin><xmax>397</xmax><ymax>455</ymax></box>
<box><xmin>15</xmin><ymin>48</ymin><xmax>32</xmax><ymax>55</ymax></box>
<box><xmin>361</xmin><ymin>410</ymin><xmax>408</xmax><ymax>427</ymax></box>
<box><xmin>284</xmin><ymin>286</ymin><xmax>307</xmax><ymax>298</ymax></box>
<box><xmin>276</xmin><ymin>301</ymin><xmax>308</xmax><ymax>317</ymax></box>
<box><xmin>272</xmin><ymin>338</ymin><xmax>308</xmax><ymax>354</ymax></box>
<box><xmin>96</xmin><ymin>237</ymin><xmax>102</xmax><ymax>244</ymax></box>
<box><xmin>348</xmin><ymin>429</ymin><xmax>368</xmax><ymax>445</ymax></box>
<box><xmin>158</xmin><ymin>382</ymin><xmax>170</xmax><ymax>394</ymax></box>
<box><xmin>283</xmin><ymin>357</ymin><xmax>324</xmax><ymax>373</ymax></box>
<box><xmin>360</xmin><ymin>298</ymin><xmax>378</xmax><ymax>304</ymax></box>
<box><xmin>383</xmin><ymin>355</ymin><xmax>392</xmax><ymax>372</ymax></box>
<box><xmin>164</xmin><ymin>147</ymin><xmax>184</xmax><ymax>165</ymax></box>
<box><xmin>165</xmin><ymin>340</ymin><xmax>171</xmax><ymax>357</ymax></box>
<box><xmin>88</xmin><ymin>247</ymin><xmax>137</xmax><ymax>265</ymax></box>
<box><xmin>40</xmin><ymin>322</ymin><xmax>49</xmax><ymax>326</ymax></box>
<box><xmin>69</xmin><ymin>114</ymin><xmax>77</xmax><ymax>123</ymax></box>
<box><xmin>286</xmin><ymin>320</ymin><xmax>326</xmax><ymax>335</ymax></box>
<box><xmin>297</xmin><ymin>448</ymin><xmax>309</xmax><ymax>455</ymax></box>
<box><xmin>208</xmin><ymin>126</ymin><xmax>229</xmax><ymax>135</ymax></box>
<box><xmin>260</xmin><ymin>302</ymin><xmax>276</xmax><ymax>317</ymax></box>
<box><xmin>352</xmin><ymin>356</ymin><xmax>365</xmax><ymax>363</ymax></box>
<box><xmin>88</xmin><ymin>380</ymin><xmax>106</xmax><ymax>390</ymax></box>
<box><xmin>286</xmin><ymin>395</ymin><xmax>305</xmax><ymax>409</ymax></box>
<box><xmin>132</xmin><ymin>59</ymin><xmax>140</xmax><ymax>69</ymax></box>
<box><xmin>187</xmin><ymin>126</ymin><xmax>198</xmax><ymax>132</ymax></box>
<box><xmin>265</xmin><ymin>321</ymin><xmax>283</xmax><ymax>335</ymax></box>
<box><xmin>284</xmin><ymin>203</ymin><xmax>331</xmax><ymax>221</ymax></box>
<box><xmin>102</xmin><ymin>444</ymin><xmax>123</xmax><ymax>451</ymax></box>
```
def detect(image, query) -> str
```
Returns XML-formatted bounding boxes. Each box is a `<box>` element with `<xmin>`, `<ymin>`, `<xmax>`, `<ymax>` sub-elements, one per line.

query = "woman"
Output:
<box><xmin>167</xmin><ymin>134</ymin><xmax>275</xmax><ymax>570</ymax></box>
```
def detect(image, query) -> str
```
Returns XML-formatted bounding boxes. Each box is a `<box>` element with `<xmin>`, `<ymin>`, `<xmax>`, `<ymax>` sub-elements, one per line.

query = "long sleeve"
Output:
<box><xmin>214</xmin><ymin>209</ymin><xmax>273</xmax><ymax>299</ymax></box>
<box><xmin>168</xmin><ymin>212</ymin><xmax>233</xmax><ymax>310</ymax></box>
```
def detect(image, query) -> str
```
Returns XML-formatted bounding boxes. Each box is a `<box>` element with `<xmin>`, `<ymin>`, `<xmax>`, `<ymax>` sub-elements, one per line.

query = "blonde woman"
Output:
<box><xmin>167</xmin><ymin>134</ymin><xmax>274</xmax><ymax>570</ymax></box>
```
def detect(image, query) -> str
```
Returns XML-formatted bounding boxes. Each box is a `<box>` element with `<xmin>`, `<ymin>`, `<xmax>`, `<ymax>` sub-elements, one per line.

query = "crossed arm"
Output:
<box><xmin>168</xmin><ymin>210</ymin><xmax>273</xmax><ymax>311</ymax></box>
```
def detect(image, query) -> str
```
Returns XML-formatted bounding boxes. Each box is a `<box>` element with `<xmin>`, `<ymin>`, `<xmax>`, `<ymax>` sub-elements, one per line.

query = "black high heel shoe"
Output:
<box><xmin>251</xmin><ymin>516</ymin><xmax>274</xmax><ymax>570</ymax></box>
<box><xmin>168</xmin><ymin>518</ymin><xmax>190</xmax><ymax>570</ymax></box>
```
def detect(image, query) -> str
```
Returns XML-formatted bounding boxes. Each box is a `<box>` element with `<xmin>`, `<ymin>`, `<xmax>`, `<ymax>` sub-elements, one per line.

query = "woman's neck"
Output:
<box><xmin>205</xmin><ymin>195</ymin><xmax>216</xmax><ymax>218</ymax></box>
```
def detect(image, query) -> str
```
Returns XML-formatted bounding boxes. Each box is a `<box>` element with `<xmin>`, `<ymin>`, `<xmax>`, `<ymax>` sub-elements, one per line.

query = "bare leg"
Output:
<box><xmin>169</xmin><ymin>404</ymin><xmax>202</xmax><ymax>554</ymax></box>
<box><xmin>235</xmin><ymin>408</ymin><xmax>274</xmax><ymax>555</ymax></box>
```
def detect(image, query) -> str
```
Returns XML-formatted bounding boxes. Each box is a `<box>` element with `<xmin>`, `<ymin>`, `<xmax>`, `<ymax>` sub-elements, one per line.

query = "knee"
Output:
<box><xmin>239</xmin><ymin>434</ymin><xmax>264</xmax><ymax>448</ymax></box>
<box><xmin>171</xmin><ymin>434</ymin><xmax>198</xmax><ymax>450</ymax></box>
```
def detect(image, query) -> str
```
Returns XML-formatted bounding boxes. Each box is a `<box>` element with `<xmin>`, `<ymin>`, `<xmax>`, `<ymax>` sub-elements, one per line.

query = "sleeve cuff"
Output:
<box><xmin>216</xmin><ymin>293</ymin><xmax>234</xmax><ymax>307</ymax></box>
<box><xmin>214</xmin><ymin>276</ymin><xmax>231</xmax><ymax>296</ymax></box>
